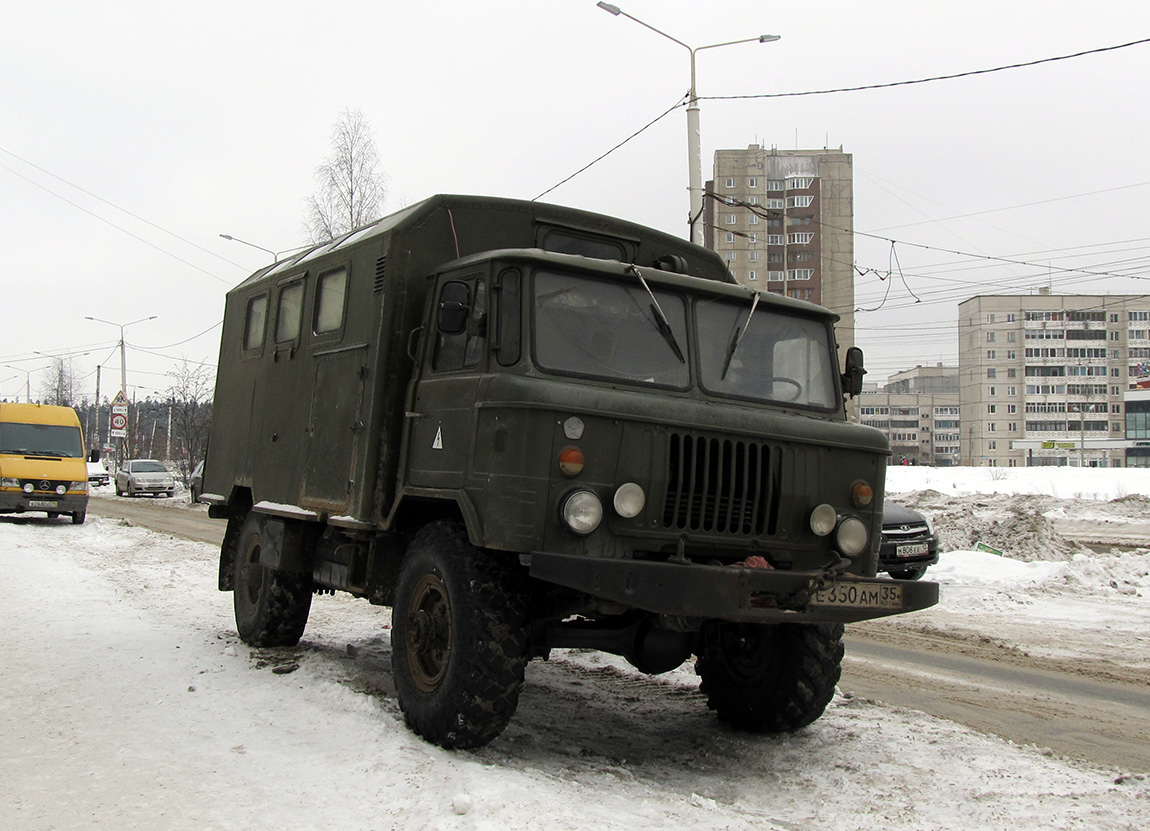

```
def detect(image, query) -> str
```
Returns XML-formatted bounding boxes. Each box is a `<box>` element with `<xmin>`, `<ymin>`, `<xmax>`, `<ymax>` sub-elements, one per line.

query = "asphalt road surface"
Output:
<box><xmin>88</xmin><ymin>492</ymin><xmax>1150</xmax><ymax>772</ymax></box>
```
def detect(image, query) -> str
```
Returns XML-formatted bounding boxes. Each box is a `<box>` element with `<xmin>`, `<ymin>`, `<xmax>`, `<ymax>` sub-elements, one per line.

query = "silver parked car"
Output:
<box><xmin>116</xmin><ymin>459</ymin><xmax>176</xmax><ymax>498</ymax></box>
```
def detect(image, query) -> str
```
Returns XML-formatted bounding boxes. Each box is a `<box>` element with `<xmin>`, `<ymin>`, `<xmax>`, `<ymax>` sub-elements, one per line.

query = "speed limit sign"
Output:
<box><xmin>110</xmin><ymin>412</ymin><xmax>128</xmax><ymax>438</ymax></box>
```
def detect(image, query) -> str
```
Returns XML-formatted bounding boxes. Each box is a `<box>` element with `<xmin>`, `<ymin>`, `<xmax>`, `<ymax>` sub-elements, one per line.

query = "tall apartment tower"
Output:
<box><xmin>706</xmin><ymin>146</ymin><xmax>855</xmax><ymax>356</ymax></box>
<box><xmin>958</xmin><ymin>291</ymin><xmax>1150</xmax><ymax>467</ymax></box>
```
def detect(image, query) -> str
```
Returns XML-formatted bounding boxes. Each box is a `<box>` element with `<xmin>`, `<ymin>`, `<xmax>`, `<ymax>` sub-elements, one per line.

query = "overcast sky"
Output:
<box><xmin>4</xmin><ymin>0</ymin><xmax>1150</xmax><ymax>401</ymax></box>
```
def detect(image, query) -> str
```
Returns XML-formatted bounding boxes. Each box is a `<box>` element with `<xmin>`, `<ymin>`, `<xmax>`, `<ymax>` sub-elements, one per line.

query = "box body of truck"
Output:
<box><xmin>204</xmin><ymin>194</ymin><xmax>937</xmax><ymax>747</ymax></box>
<box><xmin>0</xmin><ymin>402</ymin><xmax>89</xmax><ymax>524</ymax></box>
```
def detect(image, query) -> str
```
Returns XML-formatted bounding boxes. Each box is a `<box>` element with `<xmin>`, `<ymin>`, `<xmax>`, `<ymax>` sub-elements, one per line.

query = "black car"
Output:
<box><xmin>879</xmin><ymin>502</ymin><xmax>939</xmax><ymax>580</ymax></box>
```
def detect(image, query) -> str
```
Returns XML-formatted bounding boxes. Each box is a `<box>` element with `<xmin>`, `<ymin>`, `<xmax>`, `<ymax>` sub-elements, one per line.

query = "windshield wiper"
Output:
<box><xmin>626</xmin><ymin>265</ymin><xmax>685</xmax><ymax>364</ymax></box>
<box><xmin>721</xmin><ymin>292</ymin><xmax>760</xmax><ymax>379</ymax></box>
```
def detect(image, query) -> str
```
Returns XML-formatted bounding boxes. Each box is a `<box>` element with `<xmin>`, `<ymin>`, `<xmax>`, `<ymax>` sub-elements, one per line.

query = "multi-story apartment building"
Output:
<box><xmin>859</xmin><ymin>364</ymin><xmax>961</xmax><ymax>466</ymax></box>
<box><xmin>958</xmin><ymin>291</ymin><xmax>1150</xmax><ymax>467</ymax></box>
<box><xmin>705</xmin><ymin>146</ymin><xmax>854</xmax><ymax>357</ymax></box>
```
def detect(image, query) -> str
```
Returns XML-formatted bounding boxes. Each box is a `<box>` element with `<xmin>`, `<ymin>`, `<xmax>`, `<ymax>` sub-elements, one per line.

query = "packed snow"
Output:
<box><xmin>1</xmin><ymin>468</ymin><xmax>1148</xmax><ymax>830</ymax></box>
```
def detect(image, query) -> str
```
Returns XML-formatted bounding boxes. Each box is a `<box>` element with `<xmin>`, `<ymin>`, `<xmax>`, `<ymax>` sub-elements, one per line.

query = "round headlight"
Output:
<box><xmin>809</xmin><ymin>503</ymin><xmax>837</xmax><ymax>537</ymax></box>
<box><xmin>23</xmin><ymin>483</ymin><xmax>34</xmax><ymax>494</ymax></box>
<box><xmin>561</xmin><ymin>490</ymin><xmax>602</xmax><ymax>535</ymax></box>
<box><xmin>55</xmin><ymin>484</ymin><xmax>67</xmax><ymax>495</ymax></box>
<box><xmin>613</xmin><ymin>482</ymin><xmax>646</xmax><ymax>518</ymax></box>
<box><xmin>835</xmin><ymin>516</ymin><xmax>869</xmax><ymax>557</ymax></box>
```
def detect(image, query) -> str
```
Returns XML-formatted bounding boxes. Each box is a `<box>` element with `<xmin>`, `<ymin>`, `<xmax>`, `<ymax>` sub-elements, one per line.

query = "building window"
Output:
<box><xmin>725</xmin><ymin>178</ymin><xmax>735</xmax><ymax>188</ymax></box>
<box><xmin>766</xmin><ymin>198</ymin><xmax>785</xmax><ymax>209</ymax></box>
<box><xmin>1008</xmin><ymin>422</ymin><xmax>1018</xmax><ymax>432</ymax></box>
<box><xmin>786</xmin><ymin>196</ymin><xmax>814</xmax><ymax>208</ymax></box>
<box><xmin>748</xmin><ymin>177</ymin><xmax>758</xmax><ymax>188</ymax></box>
<box><xmin>767</xmin><ymin>235</ymin><xmax>784</xmax><ymax>245</ymax></box>
<box><xmin>748</xmin><ymin>270</ymin><xmax>758</xmax><ymax>281</ymax></box>
<box><xmin>749</xmin><ymin>214</ymin><xmax>760</xmax><ymax>225</ymax></box>
<box><xmin>725</xmin><ymin>214</ymin><xmax>736</xmax><ymax>225</ymax></box>
<box><xmin>988</xmin><ymin>386</ymin><xmax>996</xmax><ymax>396</ymax></box>
<box><xmin>1007</xmin><ymin>331</ymin><xmax>1016</xmax><ymax>342</ymax></box>
<box><xmin>1007</xmin><ymin>404</ymin><xmax>1017</xmax><ymax>414</ymax></box>
<box><xmin>987</xmin><ymin>404</ymin><xmax>997</xmax><ymax>414</ymax></box>
<box><xmin>987</xmin><ymin>350</ymin><xmax>996</xmax><ymax>359</ymax></box>
<box><xmin>987</xmin><ymin>332</ymin><xmax>996</xmax><ymax>343</ymax></box>
<box><xmin>988</xmin><ymin>440</ymin><xmax>997</xmax><ymax>450</ymax></box>
<box><xmin>1008</xmin><ymin>386</ymin><xmax>1017</xmax><ymax>396</ymax></box>
<box><xmin>788</xmin><ymin>269</ymin><xmax>814</xmax><ymax>281</ymax></box>
<box><xmin>1110</xmin><ymin>331</ymin><xmax>1120</xmax><ymax>341</ymax></box>
<box><xmin>788</xmin><ymin>232</ymin><xmax>815</xmax><ymax>245</ymax></box>
<box><xmin>786</xmin><ymin>176</ymin><xmax>814</xmax><ymax>189</ymax></box>
<box><xmin>987</xmin><ymin>314</ymin><xmax>996</xmax><ymax>324</ymax></box>
<box><xmin>987</xmin><ymin>368</ymin><xmax>997</xmax><ymax>379</ymax></box>
<box><xmin>749</xmin><ymin>196</ymin><xmax>759</xmax><ymax>205</ymax></box>
<box><xmin>768</xmin><ymin>180</ymin><xmax>784</xmax><ymax>191</ymax></box>
<box><xmin>726</xmin><ymin>251</ymin><xmax>736</xmax><ymax>262</ymax></box>
<box><xmin>749</xmin><ymin>251</ymin><xmax>759</xmax><ymax>262</ymax></box>
<box><xmin>1007</xmin><ymin>350</ymin><xmax>1017</xmax><ymax>359</ymax></box>
<box><xmin>725</xmin><ymin>232</ymin><xmax>735</xmax><ymax>243</ymax></box>
<box><xmin>989</xmin><ymin>423</ymin><xmax>997</xmax><ymax>432</ymax></box>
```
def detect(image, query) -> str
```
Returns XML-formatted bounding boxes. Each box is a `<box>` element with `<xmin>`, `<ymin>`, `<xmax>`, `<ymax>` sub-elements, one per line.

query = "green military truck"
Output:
<box><xmin>203</xmin><ymin>194</ymin><xmax>937</xmax><ymax>748</ymax></box>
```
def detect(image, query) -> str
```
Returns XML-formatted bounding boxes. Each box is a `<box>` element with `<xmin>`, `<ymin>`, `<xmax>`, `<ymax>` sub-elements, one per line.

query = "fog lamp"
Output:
<box><xmin>613</xmin><ymin>482</ymin><xmax>645</xmax><ymax>518</ymax></box>
<box><xmin>809</xmin><ymin>503</ymin><xmax>837</xmax><ymax>536</ymax></box>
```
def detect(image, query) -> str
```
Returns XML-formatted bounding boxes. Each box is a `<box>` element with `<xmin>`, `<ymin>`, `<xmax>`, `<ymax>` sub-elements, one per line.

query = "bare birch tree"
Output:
<box><xmin>304</xmin><ymin>108</ymin><xmax>386</xmax><ymax>243</ymax></box>
<box><xmin>38</xmin><ymin>357</ymin><xmax>81</xmax><ymax>406</ymax></box>
<box><xmin>166</xmin><ymin>360</ymin><xmax>214</xmax><ymax>486</ymax></box>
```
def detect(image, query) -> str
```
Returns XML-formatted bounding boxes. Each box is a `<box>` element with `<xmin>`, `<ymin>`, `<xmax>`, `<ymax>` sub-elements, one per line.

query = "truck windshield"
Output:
<box><xmin>532</xmin><ymin>270</ymin><xmax>690</xmax><ymax>388</ymax></box>
<box><xmin>695</xmin><ymin>296</ymin><xmax>838</xmax><ymax>409</ymax></box>
<box><xmin>0</xmin><ymin>422</ymin><xmax>84</xmax><ymax>458</ymax></box>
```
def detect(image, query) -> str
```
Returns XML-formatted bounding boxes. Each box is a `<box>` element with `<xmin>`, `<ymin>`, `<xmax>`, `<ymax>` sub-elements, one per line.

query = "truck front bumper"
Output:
<box><xmin>527</xmin><ymin>551</ymin><xmax>939</xmax><ymax>624</ymax></box>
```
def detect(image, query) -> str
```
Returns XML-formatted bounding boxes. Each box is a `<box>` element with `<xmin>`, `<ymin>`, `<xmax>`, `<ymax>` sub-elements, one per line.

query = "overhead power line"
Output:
<box><xmin>701</xmin><ymin>37</ymin><xmax>1150</xmax><ymax>101</ymax></box>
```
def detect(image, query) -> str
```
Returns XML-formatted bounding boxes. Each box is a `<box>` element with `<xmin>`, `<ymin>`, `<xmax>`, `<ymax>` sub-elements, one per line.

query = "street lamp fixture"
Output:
<box><xmin>596</xmin><ymin>2</ymin><xmax>780</xmax><ymax>244</ymax></box>
<box><xmin>84</xmin><ymin>315</ymin><xmax>158</xmax><ymax>399</ymax></box>
<box><xmin>219</xmin><ymin>233</ymin><xmax>289</xmax><ymax>261</ymax></box>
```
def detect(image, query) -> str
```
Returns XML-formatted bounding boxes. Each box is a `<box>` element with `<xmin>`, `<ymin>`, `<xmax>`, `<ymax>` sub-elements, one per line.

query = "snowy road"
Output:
<box><xmin>2</xmin><ymin>472</ymin><xmax>1147</xmax><ymax>830</ymax></box>
<box><xmin>87</xmin><ymin>491</ymin><xmax>1150</xmax><ymax>772</ymax></box>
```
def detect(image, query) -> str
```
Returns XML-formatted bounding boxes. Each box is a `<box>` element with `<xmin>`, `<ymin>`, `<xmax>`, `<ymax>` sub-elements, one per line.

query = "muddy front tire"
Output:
<box><xmin>696</xmin><ymin>621</ymin><xmax>843</xmax><ymax>733</ymax></box>
<box><xmin>391</xmin><ymin>521</ymin><xmax>529</xmax><ymax>749</ymax></box>
<box><xmin>233</xmin><ymin>513</ymin><xmax>313</xmax><ymax>647</ymax></box>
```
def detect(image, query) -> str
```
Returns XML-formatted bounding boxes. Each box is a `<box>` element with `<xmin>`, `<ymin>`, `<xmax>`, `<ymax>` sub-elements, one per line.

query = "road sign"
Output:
<box><xmin>110</xmin><ymin>411</ymin><xmax>128</xmax><ymax>439</ymax></box>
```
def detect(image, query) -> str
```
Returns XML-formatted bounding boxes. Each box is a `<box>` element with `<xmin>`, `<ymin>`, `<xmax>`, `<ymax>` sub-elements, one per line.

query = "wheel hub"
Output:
<box><xmin>406</xmin><ymin>574</ymin><xmax>451</xmax><ymax>693</ymax></box>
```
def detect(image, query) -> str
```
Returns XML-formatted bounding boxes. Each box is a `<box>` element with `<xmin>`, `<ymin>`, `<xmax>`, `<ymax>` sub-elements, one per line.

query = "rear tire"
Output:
<box><xmin>71</xmin><ymin>511</ymin><xmax>85</xmax><ymax>525</ymax></box>
<box><xmin>392</xmin><ymin>521</ymin><xmax>529</xmax><ymax>749</ymax></box>
<box><xmin>233</xmin><ymin>513</ymin><xmax>313</xmax><ymax>647</ymax></box>
<box><xmin>696</xmin><ymin>621</ymin><xmax>843</xmax><ymax>733</ymax></box>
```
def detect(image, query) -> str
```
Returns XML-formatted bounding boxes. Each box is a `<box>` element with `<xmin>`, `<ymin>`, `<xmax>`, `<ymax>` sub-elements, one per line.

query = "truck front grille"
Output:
<box><xmin>660</xmin><ymin>433</ymin><xmax>781</xmax><ymax>537</ymax></box>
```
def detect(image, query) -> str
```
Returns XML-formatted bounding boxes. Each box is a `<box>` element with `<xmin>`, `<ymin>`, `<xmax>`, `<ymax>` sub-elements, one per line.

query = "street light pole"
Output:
<box><xmin>84</xmin><ymin>315</ymin><xmax>158</xmax><ymax>397</ymax></box>
<box><xmin>597</xmin><ymin>2</ymin><xmax>779</xmax><ymax>244</ymax></box>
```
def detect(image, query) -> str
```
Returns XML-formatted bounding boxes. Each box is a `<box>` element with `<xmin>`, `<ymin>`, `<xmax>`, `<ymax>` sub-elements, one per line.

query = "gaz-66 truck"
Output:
<box><xmin>202</xmin><ymin>194</ymin><xmax>937</xmax><ymax>748</ymax></box>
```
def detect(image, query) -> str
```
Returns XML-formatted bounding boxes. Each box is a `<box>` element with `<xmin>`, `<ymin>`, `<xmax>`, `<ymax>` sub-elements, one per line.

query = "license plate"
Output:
<box><xmin>28</xmin><ymin>500</ymin><xmax>57</xmax><ymax>509</ymax></box>
<box><xmin>896</xmin><ymin>542</ymin><xmax>929</xmax><ymax>558</ymax></box>
<box><xmin>812</xmin><ymin>582</ymin><xmax>903</xmax><ymax>611</ymax></box>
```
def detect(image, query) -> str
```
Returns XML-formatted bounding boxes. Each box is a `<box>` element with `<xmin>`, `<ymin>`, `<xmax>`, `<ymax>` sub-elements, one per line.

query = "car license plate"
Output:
<box><xmin>28</xmin><ymin>500</ymin><xmax>57</xmax><ymax>509</ymax></box>
<box><xmin>812</xmin><ymin>582</ymin><xmax>903</xmax><ymax>611</ymax></box>
<box><xmin>896</xmin><ymin>542</ymin><xmax>929</xmax><ymax>558</ymax></box>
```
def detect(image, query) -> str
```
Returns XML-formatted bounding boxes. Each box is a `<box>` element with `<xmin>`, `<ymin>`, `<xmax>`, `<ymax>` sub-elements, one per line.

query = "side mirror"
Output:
<box><xmin>437</xmin><ymin>281</ymin><xmax>471</xmax><ymax>334</ymax></box>
<box><xmin>842</xmin><ymin>346</ymin><xmax>866</xmax><ymax>398</ymax></box>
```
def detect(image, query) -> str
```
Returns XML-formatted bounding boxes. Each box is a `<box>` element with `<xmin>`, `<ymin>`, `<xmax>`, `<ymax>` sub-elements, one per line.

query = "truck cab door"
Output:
<box><xmin>404</xmin><ymin>275</ymin><xmax>487</xmax><ymax>489</ymax></box>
